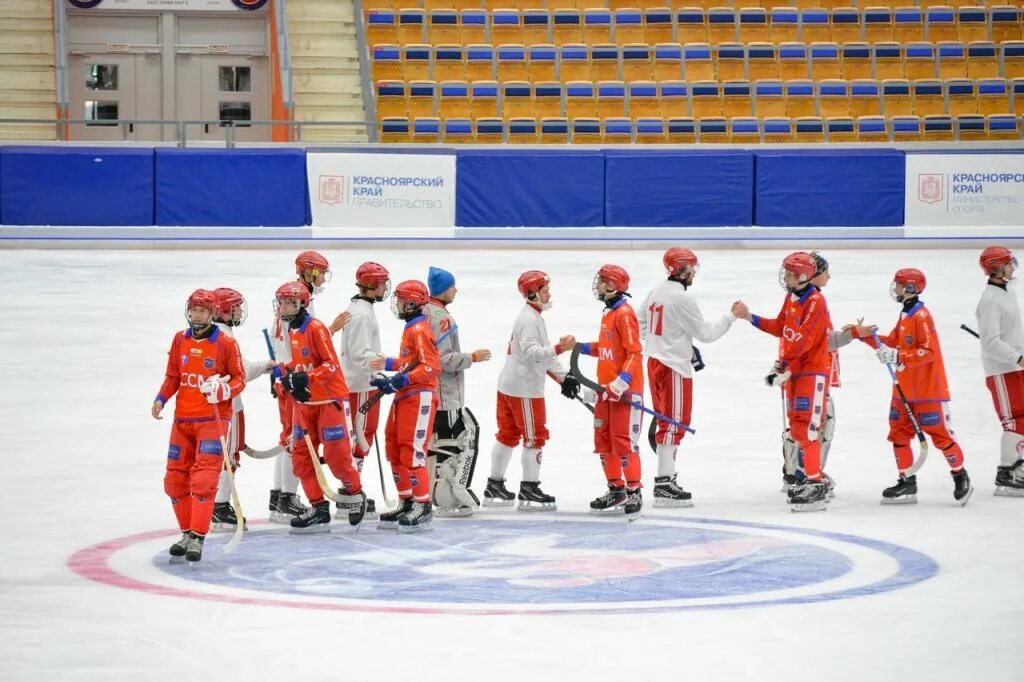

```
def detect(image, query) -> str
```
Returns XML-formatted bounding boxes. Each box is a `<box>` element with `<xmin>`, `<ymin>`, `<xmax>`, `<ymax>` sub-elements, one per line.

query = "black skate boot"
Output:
<box><xmin>781</xmin><ymin>472</ymin><xmax>798</xmax><ymax>494</ymax></box>
<box><xmin>398</xmin><ymin>501</ymin><xmax>434</xmax><ymax>533</ymax></box>
<box><xmin>211</xmin><ymin>502</ymin><xmax>239</xmax><ymax>532</ymax></box>
<box><xmin>624</xmin><ymin>488</ymin><xmax>643</xmax><ymax>521</ymax></box>
<box><xmin>653</xmin><ymin>475</ymin><xmax>693</xmax><ymax>508</ymax></box>
<box><xmin>952</xmin><ymin>468</ymin><xmax>973</xmax><ymax>506</ymax></box>
<box><xmin>482</xmin><ymin>477</ymin><xmax>515</xmax><ymax>507</ymax></box>
<box><xmin>994</xmin><ymin>461</ymin><xmax>1024</xmax><ymax>497</ymax></box>
<box><xmin>289</xmin><ymin>500</ymin><xmax>332</xmax><ymax>534</ymax></box>
<box><xmin>590</xmin><ymin>484</ymin><xmax>627</xmax><ymax>515</ymax></box>
<box><xmin>881</xmin><ymin>475</ymin><xmax>918</xmax><ymax>505</ymax></box>
<box><xmin>378</xmin><ymin>498</ymin><xmax>414</xmax><ymax>530</ymax></box>
<box><xmin>168</xmin><ymin>532</ymin><xmax>190</xmax><ymax>561</ymax></box>
<box><xmin>517</xmin><ymin>481</ymin><xmax>557</xmax><ymax>511</ymax></box>
<box><xmin>335</xmin><ymin>490</ymin><xmax>368</xmax><ymax>527</ymax></box>
<box><xmin>269</xmin><ymin>489</ymin><xmax>280</xmax><ymax>514</ymax></box>
<box><xmin>338</xmin><ymin>488</ymin><xmax>377</xmax><ymax>520</ymax></box>
<box><xmin>185</xmin><ymin>532</ymin><xmax>205</xmax><ymax>562</ymax></box>
<box><xmin>272</xmin><ymin>491</ymin><xmax>310</xmax><ymax>524</ymax></box>
<box><xmin>790</xmin><ymin>479</ymin><xmax>828</xmax><ymax>512</ymax></box>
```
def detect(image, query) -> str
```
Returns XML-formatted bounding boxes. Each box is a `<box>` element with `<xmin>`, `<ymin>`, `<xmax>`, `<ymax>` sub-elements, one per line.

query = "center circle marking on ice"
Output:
<box><xmin>68</xmin><ymin>514</ymin><xmax>938</xmax><ymax>615</ymax></box>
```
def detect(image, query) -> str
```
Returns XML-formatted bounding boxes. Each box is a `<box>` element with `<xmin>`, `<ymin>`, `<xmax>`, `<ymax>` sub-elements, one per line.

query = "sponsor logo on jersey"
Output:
<box><xmin>416</xmin><ymin>429</ymin><xmax>426</xmax><ymax>440</ymax></box>
<box><xmin>599</xmin><ymin>347</ymin><xmax>615</xmax><ymax>360</ymax></box>
<box><xmin>322</xmin><ymin>425</ymin><xmax>346</xmax><ymax>442</ymax></box>
<box><xmin>794</xmin><ymin>397</ymin><xmax>811</xmax><ymax>411</ymax></box>
<box><xmin>905</xmin><ymin>335</ymin><xmax>914</xmax><ymax>346</ymax></box>
<box><xmin>181</xmin><ymin>355</ymin><xmax>188</xmax><ymax>366</ymax></box>
<box><xmin>782</xmin><ymin>327</ymin><xmax>803</xmax><ymax>343</ymax></box>
<box><xmin>167</xmin><ymin>444</ymin><xmax>181</xmax><ymax>460</ymax></box>
<box><xmin>919</xmin><ymin>412</ymin><xmax>941</xmax><ymax>426</ymax></box>
<box><xmin>301</xmin><ymin>348</ymin><xmax>310</xmax><ymax>358</ymax></box>
<box><xmin>198</xmin><ymin>440</ymin><xmax>223</xmax><ymax>456</ymax></box>
<box><xmin>190</xmin><ymin>348</ymin><xmax>203</xmax><ymax>355</ymax></box>
<box><xmin>203</xmin><ymin>358</ymin><xmax>215</xmax><ymax>370</ymax></box>
<box><xmin>420</xmin><ymin>405</ymin><xmax>430</xmax><ymax>415</ymax></box>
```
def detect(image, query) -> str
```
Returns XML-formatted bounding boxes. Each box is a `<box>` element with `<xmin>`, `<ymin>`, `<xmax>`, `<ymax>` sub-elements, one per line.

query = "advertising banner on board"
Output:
<box><xmin>905</xmin><ymin>153</ymin><xmax>1024</xmax><ymax>227</ymax></box>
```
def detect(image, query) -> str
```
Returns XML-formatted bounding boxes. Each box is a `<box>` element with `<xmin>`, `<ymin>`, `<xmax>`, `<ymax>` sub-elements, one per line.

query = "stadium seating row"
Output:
<box><xmin>375</xmin><ymin>76</ymin><xmax>1024</xmax><ymax>117</ymax></box>
<box><xmin>370</xmin><ymin>40</ymin><xmax>1024</xmax><ymax>81</ymax></box>
<box><xmin>365</xmin><ymin>6</ymin><xmax>1024</xmax><ymax>46</ymax></box>
<box><xmin>362</xmin><ymin>0</ymin><xmax>1024</xmax><ymax>13</ymax></box>
<box><xmin>376</xmin><ymin>113</ymin><xmax>1022</xmax><ymax>141</ymax></box>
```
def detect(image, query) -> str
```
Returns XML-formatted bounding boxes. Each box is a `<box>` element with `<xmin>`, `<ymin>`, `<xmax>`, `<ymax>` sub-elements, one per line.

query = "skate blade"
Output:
<box><xmin>653</xmin><ymin>498</ymin><xmax>694</xmax><ymax>508</ymax></box>
<box><xmin>994</xmin><ymin>486</ymin><xmax>1024</xmax><ymax>497</ymax></box>
<box><xmin>398</xmin><ymin>521</ymin><xmax>433</xmax><ymax>534</ymax></box>
<box><xmin>589</xmin><ymin>507</ymin><xmax>625</xmax><ymax>516</ymax></box>
<box><xmin>626</xmin><ymin>510</ymin><xmax>642</xmax><ymax>522</ymax></box>
<box><xmin>482</xmin><ymin>498</ymin><xmax>515</xmax><ymax>508</ymax></box>
<box><xmin>956</xmin><ymin>486</ymin><xmax>974</xmax><ymax>507</ymax></box>
<box><xmin>288</xmin><ymin>524</ymin><xmax>332</xmax><ymax>535</ymax></box>
<box><xmin>790</xmin><ymin>501</ymin><xmax>827</xmax><ymax>512</ymax></box>
<box><xmin>168</xmin><ymin>555</ymin><xmax>186</xmax><ymax>564</ymax></box>
<box><xmin>376</xmin><ymin>520</ymin><xmax>400</xmax><ymax>530</ymax></box>
<box><xmin>880</xmin><ymin>495</ymin><xmax>918</xmax><ymax>505</ymax></box>
<box><xmin>517</xmin><ymin>502</ymin><xmax>557</xmax><ymax>512</ymax></box>
<box><xmin>436</xmin><ymin>507</ymin><xmax>475</xmax><ymax>518</ymax></box>
<box><xmin>269</xmin><ymin>512</ymin><xmax>298</xmax><ymax>524</ymax></box>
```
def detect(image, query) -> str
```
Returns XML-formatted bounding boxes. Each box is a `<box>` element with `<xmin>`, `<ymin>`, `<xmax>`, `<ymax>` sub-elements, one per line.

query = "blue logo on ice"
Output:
<box><xmin>153</xmin><ymin>515</ymin><xmax>938</xmax><ymax>614</ymax></box>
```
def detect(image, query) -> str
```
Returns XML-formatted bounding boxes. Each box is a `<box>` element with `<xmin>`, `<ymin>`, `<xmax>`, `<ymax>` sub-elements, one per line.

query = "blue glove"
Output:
<box><xmin>370</xmin><ymin>372</ymin><xmax>408</xmax><ymax>395</ymax></box>
<box><xmin>691</xmin><ymin>345</ymin><xmax>705</xmax><ymax>372</ymax></box>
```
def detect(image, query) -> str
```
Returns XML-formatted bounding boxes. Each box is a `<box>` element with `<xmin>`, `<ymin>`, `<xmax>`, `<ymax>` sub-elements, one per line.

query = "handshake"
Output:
<box><xmin>370</xmin><ymin>371</ymin><xmax>408</xmax><ymax>395</ymax></box>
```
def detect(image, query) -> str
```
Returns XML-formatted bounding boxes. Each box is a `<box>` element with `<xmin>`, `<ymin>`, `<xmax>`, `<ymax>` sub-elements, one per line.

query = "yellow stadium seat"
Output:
<box><xmin>660</xmin><ymin>81</ymin><xmax>690</xmax><ymax>117</ymax></box>
<box><xmin>762</xmin><ymin>116</ymin><xmax>794</xmax><ymax>142</ymax></box>
<box><xmin>991</xmin><ymin>7</ymin><xmax>1023</xmax><ymax>45</ymax></box>
<box><xmin>755</xmin><ymin>79</ymin><xmax>787</xmax><ymax>117</ymax></box>
<box><xmin>613</xmin><ymin>9</ymin><xmax>645</xmax><ymax>45</ymax></box>
<box><xmin>748</xmin><ymin>42</ymin><xmax>780</xmax><ymax>80</ymax></box>
<box><xmin>583</xmin><ymin>9</ymin><xmax>613</xmax><ymax>44</ymax></box>
<box><xmin>850</xmin><ymin>79</ymin><xmax>882</xmax><ymax>116</ymax></box>
<box><xmin>408</xmin><ymin>80</ymin><xmax>437</xmax><ymax>119</ymax></box>
<box><xmin>411</xmin><ymin>117</ymin><xmax>442</xmax><ymax>143</ymax></box>
<box><xmin>466</xmin><ymin>44</ymin><xmax>495</xmax><ymax>81</ymax></box>
<box><xmin>905</xmin><ymin>42</ymin><xmax>938</xmax><ymax>80</ymax></box>
<box><xmin>729</xmin><ymin>117</ymin><xmax>760</xmax><ymax>144</ymax></box>
<box><xmin>635</xmin><ymin>117</ymin><xmax>667</xmax><ymax>143</ymax></box>
<box><xmin>470</xmin><ymin>81</ymin><xmax>500</xmax><ymax>119</ymax></box>
<box><xmin>882</xmin><ymin>78</ymin><xmax>913</xmax><ymax>115</ymax></box>
<box><xmin>717</xmin><ymin>43</ymin><xmax>746</xmax><ymax>81</ymax></box>
<box><xmin>873</xmin><ymin>42</ymin><xmax>904</xmax><ymax>79</ymax></box>
<box><xmin>460</xmin><ymin>10</ymin><xmax>487</xmax><ymax>45</ymax></box>
<box><xmin>590</xmin><ymin>44</ymin><xmax>621</xmax><ymax>80</ymax></box>
<box><xmin>603</xmin><ymin>117</ymin><xmax>634</xmax><ymax>143</ymax></box>
<box><xmin>894</xmin><ymin>7</ymin><xmax>925</xmax><ymax>43</ymax></box>
<box><xmin>842</xmin><ymin>42</ymin><xmax>873</xmax><ymax>80</ymax></box>
<box><xmin>597</xmin><ymin>80</ymin><xmax>627</xmax><ymax>118</ymax></box>
<box><xmin>810</xmin><ymin>42</ymin><xmax>842</xmax><ymax>80</ymax></box>
<box><xmin>428</xmin><ymin>10</ymin><xmax>460</xmax><ymax>44</ymax></box>
<box><xmin>423</xmin><ymin>0</ymin><xmax>453</xmax><ymax>9</ymax></box>
<box><xmin>739</xmin><ymin>8</ymin><xmax>770</xmax><ymax>43</ymax></box>
<box><xmin>654</xmin><ymin>43</ymin><xmax>684</xmax><ymax>80</ymax></box>
<box><xmin>492</xmin><ymin>11</ymin><xmax>524</xmax><ymax>45</ymax></box>
<box><xmin>707</xmin><ymin>8</ymin><xmax>738</xmax><ymax>45</ymax></box>
<box><xmin>857</xmin><ymin>115</ymin><xmax>890</xmax><ymax>140</ymax></box>
<box><xmin>825</xmin><ymin>116</ymin><xmax>856</xmax><ymax>141</ymax></box>
<box><xmin>627</xmin><ymin>81</ymin><xmax>660</xmax><ymax>119</ymax></box>
<box><xmin>442</xmin><ymin>117</ymin><xmax>474</xmax><ymax>143</ymax></box>
<box><xmin>502</xmin><ymin>81</ymin><xmax>533</xmax><ymax>119</ymax></box>
<box><xmin>1005</xmin><ymin>42</ymin><xmax>1024</xmax><ymax>79</ymax></box>
<box><xmin>539</xmin><ymin>117</ymin><xmax>569</xmax><ymax>143</ymax></box>
<box><xmin>698</xmin><ymin>117</ymin><xmax>729</xmax><ymax>142</ymax></box>
<box><xmin>912</xmin><ymin>79</ymin><xmax>945</xmax><ymax>115</ymax></box>
<box><xmin>819</xmin><ymin>79</ymin><xmax>851</xmax><ymax>118</ymax></box>
<box><xmin>363</xmin><ymin>0</ymin><xmax>394</xmax><ymax>10</ymax></box>
<box><xmin>926</xmin><ymin>7</ymin><xmax>957</xmax><ymax>42</ymax></box>
<box><xmin>560</xmin><ymin>44</ymin><xmax>591</xmax><ymax>81</ymax></box>
<box><xmin>528</xmin><ymin>44</ymin><xmax>558</xmax><ymax>81</ymax></box>
<box><xmin>831</xmin><ymin>8</ymin><xmax>862</xmax><ymax>44</ymax></box>
<box><xmin>474</xmin><ymin>117</ymin><xmax>504</xmax><ymax>143</ymax></box>
<box><xmin>684</xmin><ymin>42</ymin><xmax>716</xmax><ymax>80</ymax></box>
<box><xmin>566</xmin><ymin>80</ymin><xmax>597</xmax><ymax>118</ymax></box>
<box><xmin>785</xmin><ymin>79</ymin><xmax>817</xmax><ymax>117</ymax></box>
<box><xmin>534</xmin><ymin>81</ymin><xmax>564</xmax><ymax>118</ymax></box>
<box><xmin>864</xmin><ymin>7</ymin><xmax>895</xmax><ymax>43</ymax></box>
<box><xmin>967</xmin><ymin>41</ymin><xmax>999</xmax><ymax>79</ymax></box>
<box><xmin>691</xmin><ymin>80</ymin><xmax>723</xmax><ymax>118</ymax></box>
<box><xmin>800</xmin><ymin>9</ymin><xmax>831</xmax><ymax>44</ymax></box>
<box><xmin>779</xmin><ymin>42</ymin><xmax>809</xmax><ymax>80</ymax></box>
<box><xmin>956</xmin><ymin>114</ymin><xmax>987</xmax><ymax>140</ymax></box>
<box><xmin>367</xmin><ymin>11</ymin><xmax>398</xmax><ymax>46</ymax></box>
<box><xmin>796</xmin><ymin>116</ymin><xmax>827</xmax><ymax>142</ymax></box>
<box><xmin>666</xmin><ymin>117</ymin><xmax>697</xmax><ymax>144</ymax></box>
<box><xmin>957</xmin><ymin>7</ymin><xmax>988</xmax><ymax>42</ymax></box>
<box><xmin>434</xmin><ymin>45</ymin><xmax>467</xmax><ymax>81</ymax></box>
<box><xmin>977</xmin><ymin>77</ymin><xmax>1010</xmax><ymax>115</ymax></box>
<box><xmin>496</xmin><ymin>44</ymin><xmax>529</xmax><ymax>82</ymax></box>
<box><xmin>438</xmin><ymin>80</ymin><xmax>471</xmax><ymax>119</ymax></box>
<box><xmin>380</xmin><ymin>116</ymin><xmax>410</xmax><ymax>143</ymax></box>
<box><xmin>923</xmin><ymin>114</ymin><xmax>954</xmax><ymax>139</ymax></box>
<box><xmin>769</xmin><ymin>8</ymin><xmax>800</xmax><ymax>44</ymax></box>
<box><xmin>370</xmin><ymin>44</ymin><xmax>403</xmax><ymax>82</ymax></box>
<box><xmin>948</xmin><ymin>78</ymin><xmax>978</xmax><ymax>115</ymax></box>
<box><xmin>937</xmin><ymin>41</ymin><xmax>967</xmax><ymax>78</ymax></box>
<box><xmin>677</xmin><ymin>8</ymin><xmax>708</xmax><ymax>44</ymax></box>
<box><xmin>375</xmin><ymin>80</ymin><xmax>407</xmax><ymax>119</ymax></box>
<box><xmin>645</xmin><ymin>9</ymin><xmax>674</xmax><ymax>44</ymax></box>
<box><xmin>553</xmin><ymin>10</ymin><xmax>584</xmax><ymax>45</ymax></box>
<box><xmin>987</xmin><ymin>114</ymin><xmax>1021</xmax><ymax>140</ymax></box>
<box><xmin>398</xmin><ymin>9</ymin><xmax>426</xmax><ymax>45</ymax></box>
<box><xmin>523</xmin><ymin>10</ymin><xmax>551</xmax><ymax>46</ymax></box>
<box><xmin>891</xmin><ymin>114</ymin><xmax>923</xmax><ymax>140</ymax></box>
<box><xmin>508</xmin><ymin>117</ymin><xmax>539</xmax><ymax>144</ymax></box>
<box><xmin>723</xmin><ymin>80</ymin><xmax>753</xmax><ymax>117</ymax></box>
<box><xmin>572</xmin><ymin>117</ymin><xmax>602</xmax><ymax>143</ymax></box>
<box><xmin>622</xmin><ymin>44</ymin><xmax>654</xmax><ymax>80</ymax></box>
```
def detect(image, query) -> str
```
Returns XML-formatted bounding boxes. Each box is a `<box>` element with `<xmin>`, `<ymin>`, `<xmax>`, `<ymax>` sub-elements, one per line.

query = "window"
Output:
<box><xmin>218</xmin><ymin>66</ymin><xmax>251</xmax><ymax>93</ymax></box>
<box><xmin>85</xmin><ymin>64</ymin><xmax>119</xmax><ymax>91</ymax></box>
<box><xmin>85</xmin><ymin>100</ymin><xmax>118</xmax><ymax>126</ymax></box>
<box><xmin>219</xmin><ymin>101</ymin><xmax>251</xmax><ymax>126</ymax></box>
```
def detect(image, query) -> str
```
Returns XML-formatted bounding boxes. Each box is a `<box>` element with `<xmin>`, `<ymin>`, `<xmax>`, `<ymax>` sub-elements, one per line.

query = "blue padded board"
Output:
<box><xmin>605</xmin><ymin>150</ymin><xmax>754</xmax><ymax>226</ymax></box>
<box><xmin>1</xmin><ymin>146</ymin><xmax>154</xmax><ymax>225</ymax></box>
<box><xmin>155</xmin><ymin>148</ymin><xmax>307</xmax><ymax>226</ymax></box>
<box><xmin>456</xmin><ymin>151</ymin><xmax>605</xmax><ymax>227</ymax></box>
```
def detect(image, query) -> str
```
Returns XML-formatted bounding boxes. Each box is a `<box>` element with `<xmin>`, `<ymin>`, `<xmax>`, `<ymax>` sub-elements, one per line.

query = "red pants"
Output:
<box><xmin>291</xmin><ymin>399</ymin><xmax>361</xmax><ymax>504</ymax></box>
<box><xmin>986</xmin><ymin>369</ymin><xmax>1024</xmax><ymax>435</ymax></box>
<box><xmin>784</xmin><ymin>374</ymin><xmax>828</xmax><ymax>479</ymax></box>
<box><xmin>385</xmin><ymin>390</ymin><xmax>437</xmax><ymax>502</ymax></box>
<box><xmin>593</xmin><ymin>398</ymin><xmax>642</xmax><ymax>488</ymax></box>
<box><xmin>495</xmin><ymin>392</ymin><xmax>549</xmax><ymax>448</ymax></box>
<box><xmin>888</xmin><ymin>398</ymin><xmax>964</xmax><ymax>473</ymax></box>
<box><xmin>164</xmin><ymin>418</ymin><xmax>229</xmax><ymax>536</ymax></box>
<box><xmin>349</xmin><ymin>389</ymin><xmax>381</xmax><ymax>460</ymax></box>
<box><xmin>647</xmin><ymin>358</ymin><xmax>692</xmax><ymax>447</ymax></box>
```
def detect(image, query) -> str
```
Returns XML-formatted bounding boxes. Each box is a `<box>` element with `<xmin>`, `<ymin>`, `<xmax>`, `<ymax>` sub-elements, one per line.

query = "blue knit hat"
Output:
<box><xmin>427</xmin><ymin>266</ymin><xmax>455</xmax><ymax>297</ymax></box>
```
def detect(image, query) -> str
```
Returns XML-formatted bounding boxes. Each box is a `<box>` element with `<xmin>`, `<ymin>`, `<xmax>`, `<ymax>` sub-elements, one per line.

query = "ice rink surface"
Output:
<box><xmin>1</xmin><ymin>246</ymin><xmax>1022</xmax><ymax>681</ymax></box>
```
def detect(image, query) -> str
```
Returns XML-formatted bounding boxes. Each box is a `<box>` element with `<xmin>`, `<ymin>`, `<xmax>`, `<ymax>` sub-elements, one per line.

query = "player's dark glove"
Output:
<box><xmin>281</xmin><ymin>370</ymin><xmax>311</xmax><ymax>402</ymax></box>
<box><xmin>561</xmin><ymin>374</ymin><xmax>581</xmax><ymax>400</ymax></box>
<box><xmin>691</xmin><ymin>345</ymin><xmax>705</xmax><ymax>372</ymax></box>
<box><xmin>370</xmin><ymin>372</ymin><xmax>408</xmax><ymax>395</ymax></box>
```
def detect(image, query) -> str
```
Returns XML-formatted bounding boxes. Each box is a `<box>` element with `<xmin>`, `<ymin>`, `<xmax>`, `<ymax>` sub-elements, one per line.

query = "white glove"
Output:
<box><xmin>875</xmin><ymin>345</ymin><xmax>899</xmax><ymax>366</ymax></box>
<box><xmin>199</xmin><ymin>374</ymin><xmax>231</xmax><ymax>404</ymax></box>
<box><xmin>603</xmin><ymin>373</ymin><xmax>630</xmax><ymax>401</ymax></box>
<box><xmin>581</xmin><ymin>388</ymin><xmax>598</xmax><ymax>405</ymax></box>
<box><xmin>765</xmin><ymin>361</ymin><xmax>791</xmax><ymax>387</ymax></box>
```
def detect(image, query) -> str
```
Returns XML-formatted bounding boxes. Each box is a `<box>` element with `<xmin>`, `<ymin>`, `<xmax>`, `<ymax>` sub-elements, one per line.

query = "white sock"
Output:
<box><xmin>215</xmin><ymin>469</ymin><xmax>231</xmax><ymax>503</ymax></box>
<box><xmin>273</xmin><ymin>448</ymin><xmax>284</xmax><ymax>489</ymax></box>
<box><xmin>1001</xmin><ymin>432</ymin><xmax>1024</xmax><ymax>467</ymax></box>
<box><xmin>522</xmin><ymin>447</ymin><xmax>542</xmax><ymax>481</ymax></box>
<box><xmin>490</xmin><ymin>442</ymin><xmax>515</xmax><ymax>479</ymax></box>
<box><xmin>656</xmin><ymin>443</ymin><xmax>677</xmax><ymax>477</ymax></box>
<box><xmin>280</xmin><ymin>450</ymin><xmax>299</xmax><ymax>494</ymax></box>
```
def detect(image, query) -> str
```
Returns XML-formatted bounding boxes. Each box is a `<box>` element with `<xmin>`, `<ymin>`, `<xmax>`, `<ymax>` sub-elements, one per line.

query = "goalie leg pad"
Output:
<box><xmin>429</xmin><ymin>409</ymin><xmax>481</xmax><ymax>512</ymax></box>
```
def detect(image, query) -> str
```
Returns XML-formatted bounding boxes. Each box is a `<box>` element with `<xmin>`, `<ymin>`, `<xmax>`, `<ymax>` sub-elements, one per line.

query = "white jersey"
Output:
<box><xmin>497</xmin><ymin>303</ymin><xmax>568</xmax><ymax>398</ymax></box>
<box><xmin>338</xmin><ymin>297</ymin><xmax>382</xmax><ymax>393</ymax></box>
<box><xmin>637</xmin><ymin>280</ymin><xmax>736</xmax><ymax>378</ymax></box>
<box><xmin>213</xmin><ymin>321</ymin><xmax>267</xmax><ymax>413</ymax></box>
<box><xmin>975</xmin><ymin>281</ymin><xmax>1024</xmax><ymax>377</ymax></box>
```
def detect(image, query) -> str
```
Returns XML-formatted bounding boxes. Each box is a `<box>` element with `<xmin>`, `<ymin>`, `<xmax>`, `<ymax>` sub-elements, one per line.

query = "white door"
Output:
<box><xmin>176</xmin><ymin>54</ymin><xmax>269</xmax><ymax>142</ymax></box>
<box><xmin>69</xmin><ymin>53</ymin><xmax>162</xmax><ymax>141</ymax></box>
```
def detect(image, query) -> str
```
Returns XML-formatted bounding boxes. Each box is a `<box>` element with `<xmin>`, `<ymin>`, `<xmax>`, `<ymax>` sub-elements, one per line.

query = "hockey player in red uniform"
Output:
<box><xmin>152</xmin><ymin>289</ymin><xmax>247</xmax><ymax>562</ymax></box>
<box><xmin>579</xmin><ymin>264</ymin><xmax>645</xmax><ymax>520</ymax></box>
<box><xmin>862</xmin><ymin>268</ymin><xmax>972</xmax><ymax>505</ymax></box>
<box><xmin>369</xmin><ymin>280</ymin><xmax>443</xmax><ymax>532</ymax></box>
<box><xmin>273</xmin><ymin>281</ymin><xmax>367</xmax><ymax>532</ymax></box>
<box><xmin>738</xmin><ymin>252</ymin><xmax>831</xmax><ymax>511</ymax></box>
<box><xmin>975</xmin><ymin>246</ymin><xmax>1024</xmax><ymax>496</ymax></box>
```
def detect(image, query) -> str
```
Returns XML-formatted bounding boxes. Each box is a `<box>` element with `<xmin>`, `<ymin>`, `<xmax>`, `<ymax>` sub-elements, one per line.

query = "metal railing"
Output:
<box><xmin>274</xmin><ymin>0</ymin><xmax>294</xmax><ymax>115</ymax></box>
<box><xmin>0</xmin><ymin>118</ymin><xmax>369</xmax><ymax>147</ymax></box>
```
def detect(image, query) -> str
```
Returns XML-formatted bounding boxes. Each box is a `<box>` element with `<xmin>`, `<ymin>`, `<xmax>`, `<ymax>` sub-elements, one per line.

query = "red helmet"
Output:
<box><xmin>781</xmin><ymin>252</ymin><xmax>816</xmax><ymax>284</ymax></box>
<box><xmin>518</xmin><ymin>270</ymin><xmax>550</xmax><ymax>299</ymax></box>
<box><xmin>663</xmin><ymin>247</ymin><xmax>699</xmax><ymax>279</ymax></box>
<box><xmin>597</xmin><ymin>264</ymin><xmax>630</xmax><ymax>291</ymax></box>
<box><xmin>979</xmin><ymin>246</ymin><xmax>1017</xmax><ymax>276</ymax></box>
<box><xmin>185</xmin><ymin>289</ymin><xmax>217</xmax><ymax>329</ymax></box>
<box><xmin>356</xmin><ymin>261</ymin><xmax>390</xmax><ymax>288</ymax></box>
<box><xmin>295</xmin><ymin>250</ymin><xmax>329</xmax><ymax>276</ymax></box>
<box><xmin>893</xmin><ymin>268</ymin><xmax>927</xmax><ymax>295</ymax></box>
<box><xmin>391</xmin><ymin>279</ymin><xmax>430</xmax><ymax>319</ymax></box>
<box><xmin>214</xmin><ymin>287</ymin><xmax>247</xmax><ymax>325</ymax></box>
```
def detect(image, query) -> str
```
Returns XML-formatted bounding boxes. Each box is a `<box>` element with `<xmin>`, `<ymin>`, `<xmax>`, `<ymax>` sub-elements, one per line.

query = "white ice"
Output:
<box><xmin>1</xmin><ymin>246</ymin><xmax>1022</xmax><ymax>681</ymax></box>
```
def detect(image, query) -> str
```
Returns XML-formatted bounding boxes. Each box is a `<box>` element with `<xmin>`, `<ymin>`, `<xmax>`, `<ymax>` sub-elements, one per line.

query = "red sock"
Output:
<box><xmin>600</xmin><ymin>452</ymin><xmax>623</xmax><ymax>487</ymax></box>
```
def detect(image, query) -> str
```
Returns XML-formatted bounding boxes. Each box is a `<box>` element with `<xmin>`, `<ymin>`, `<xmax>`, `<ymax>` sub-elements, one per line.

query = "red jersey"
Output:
<box><xmin>584</xmin><ymin>298</ymin><xmax>644</xmax><ymax>394</ymax></box>
<box><xmin>284</xmin><ymin>314</ymin><xmax>350</xmax><ymax>403</ymax></box>
<box><xmin>864</xmin><ymin>301</ymin><xmax>950</xmax><ymax>402</ymax></box>
<box><xmin>384</xmin><ymin>314</ymin><xmax>441</xmax><ymax>398</ymax></box>
<box><xmin>752</xmin><ymin>286</ymin><xmax>831</xmax><ymax>377</ymax></box>
<box><xmin>156</xmin><ymin>327</ymin><xmax>246</xmax><ymax>420</ymax></box>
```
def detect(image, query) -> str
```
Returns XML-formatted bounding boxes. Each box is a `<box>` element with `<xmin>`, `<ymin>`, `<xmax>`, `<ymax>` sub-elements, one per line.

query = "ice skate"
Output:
<box><xmin>398</xmin><ymin>501</ymin><xmax>433</xmax><ymax>533</ymax></box>
<box><xmin>185</xmin><ymin>532</ymin><xmax>205</xmax><ymax>563</ymax></box>
<box><xmin>338</xmin><ymin>488</ymin><xmax>377</xmax><ymax>520</ymax></box>
<box><xmin>822</xmin><ymin>472</ymin><xmax>836</xmax><ymax>500</ymax></box>
<box><xmin>289</xmin><ymin>501</ymin><xmax>331</xmax><ymax>534</ymax></box>
<box><xmin>952</xmin><ymin>469</ymin><xmax>973</xmax><ymax>506</ymax></box>
<box><xmin>994</xmin><ymin>462</ymin><xmax>1024</xmax><ymax>497</ymax></box>
<box><xmin>589</xmin><ymin>484</ymin><xmax>627</xmax><ymax>515</ymax></box>
<box><xmin>435</xmin><ymin>504</ymin><xmax>474</xmax><ymax>518</ymax></box>
<box><xmin>790</xmin><ymin>479</ymin><xmax>828</xmax><ymax>512</ymax></box>
<box><xmin>335</xmin><ymin>490</ymin><xmax>368</xmax><ymax>527</ymax></box>
<box><xmin>653</xmin><ymin>475</ymin><xmax>693</xmax><ymax>508</ymax></box>
<box><xmin>517</xmin><ymin>481</ymin><xmax>557</xmax><ymax>511</ymax></box>
<box><xmin>211</xmin><ymin>502</ymin><xmax>245</xmax><ymax>532</ymax></box>
<box><xmin>168</xmin><ymin>532</ymin><xmax>190</xmax><ymax>563</ymax></box>
<box><xmin>881</xmin><ymin>475</ymin><xmax>918</xmax><ymax>505</ymax></box>
<box><xmin>624</xmin><ymin>488</ymin><xmax>643</xmax><ymax>521</ymax></box>
<box><xmin>378</xmin><ymin>498</ymin><xmax>413</xmax><ymax>530</ymax></box>
<box><xmin>482</xmin><ymin>477</ymin><xmax>515</xmax><ymax>507</ymax></box>
<box><xmin>270</xmin><ymin>491</ymin><xmax>310</xmax><ymax>524</ymax></box>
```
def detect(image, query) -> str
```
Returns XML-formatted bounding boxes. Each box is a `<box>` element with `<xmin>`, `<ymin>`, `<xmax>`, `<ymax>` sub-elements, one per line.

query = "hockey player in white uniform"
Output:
<box><xmin>485</xmin><ymin>271</ymin><xmax>578</xmax><ymax>510</ymax></box>
<box><xmin>210</xmin><ymin>288</ymin><xmax>276</xmax><ymax>530</ymax></box>
<box><xmin>424</xmin><ymin>267</ymin><xmax>492</xmax><ymax>517</ymax></box>
<box><xmin>975</xmin><ymin>246</ymin><xmax>1024</xmax><ymax>496</ymax></box>
<box><xmin>337</xmin><ymin>262</ymin><xmax>391</xmax><ymax>517</ymax></box>
<box><xmin>637</xmin><ymin>248</ymin><xmax>739</xmax><ymax>506</ymax></box>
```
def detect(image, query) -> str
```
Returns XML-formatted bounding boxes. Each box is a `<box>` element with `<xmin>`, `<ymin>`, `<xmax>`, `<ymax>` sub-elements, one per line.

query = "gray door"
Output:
<box><xmin>176</xmin><ymin>54</ymin><xmax>269</xmax><ymax>142</ymax></box>
<box><xmin>68</xmin><ymin>53</ymin><xmax>163</xmax><ymax>141</ymax></box>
